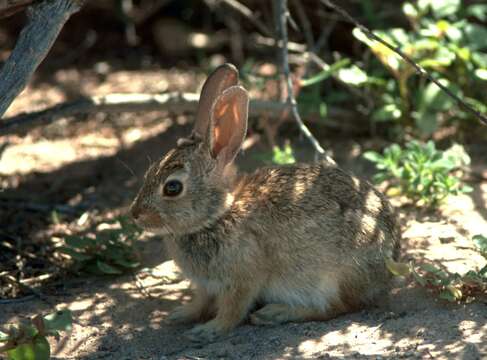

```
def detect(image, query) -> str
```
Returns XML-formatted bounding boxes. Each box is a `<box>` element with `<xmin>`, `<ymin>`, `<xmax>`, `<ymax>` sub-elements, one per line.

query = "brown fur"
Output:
<box><xmin>130</xmin><ymin>64</ymin><xmax>401</xmax><ymax>342</ymax></box>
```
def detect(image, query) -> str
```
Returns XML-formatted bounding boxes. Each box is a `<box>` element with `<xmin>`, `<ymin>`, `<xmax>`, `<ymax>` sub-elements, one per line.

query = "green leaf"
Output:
<box><xmin>443</xmin><ymin>143</ymin><xmax>471</xmax><ymax>167</ymax></box>
<box><xmin>43</xmin><ymin>310</ymin><xmax>72</xmax><ymax>333</ymax></box>
<box><xmin>414</xmin><ymin>112</ymin><xmax>437</xmax><ymax>136</ymax></box>
<box><xmin>363</xmin><ymin>151</ymin><xmax>383</xmax><ymax>163</ymax></box>
<box><xmin>417</xmin><ymin>0</ymin><xmax>431</xmax><ymax>13</ymax></box>
<box><xmin>319</xmin><ymin>102</ymin><xmax>328</xmax><ymax>117</ymax></box>
<box><xmin>464</xmin><ymin>23</ymin><xmax>487</xmax><ymax>51</ymax></box>
<box><xmin>96</xmin><ymin>260</ymin><xmax>122</xmax><ymax>275</ymax></box>
<box><xmin>446</xmin><ymin>285</ymin><xmax>463</xmax><ymax>300</ymax></box>
<box><xmin>419</xmin><ymin>47</ymin><xmax>456</xmax><ymax>68</ymax></box>
<box><xmin>472</xmin><ymin>52</ymin><xmax>487</xmax><ymax>68</ymax></box>
<box><xmin>65</xmin><ymin>235</ymin><xmax>93</xmax><ymax>249</ymax></box>
<box><xmin>473</xmin><ymin>234</ymin><xmax>487</xmax><ymax>254</ymax></box>
<box><xmin>0</xmin><ymin>330</ymin><xmax>10</xmax><ymax>341</ymax></box>
<box><xmin>385</xmin><ymin>258</ymin><xmax>411</xmax><ymax>276</ymax></box>
<box><xmin>113</xmin><ymin>258</ymin><xmax>140</xmax><ymax>269</ymax></box>
<box><xmin>410</xmin><ymin>264</ymin><xmax>427</xmax><ymax>286</ymax></box>
<box><xmin>372</xmin><ymin>104</ymin><xmax>402</xmax><ymax>122</ymax></box>
<box><xmin>336</xmin><ymin>65</ymin><xmax>368</xmax><ymax>86</ymax></box>
<box><xmin>402</xmin><ymin>2</ymin><xmax>418</xmax><ymax>19</ymax></box>
<box><xmin>418</xmin><ymin>79</ymin><xmax>455</xmax><ymax>112</ymax></box>
<box><xmin>438</xmin><ymin>290</ymin><xmax>456</xmax><ymax>302</ymax></box>
<box><xmin>430</xmin><ymin>0</ymin><xmax>461</xmax><ymax>18</ymax></box>
<box><xmin>300</xmin><ymin>58</ymin><xmax>350</xmax><ymax>87</ymax></box>
<box><xmin>419</xmin><ymin>263</ymin><xmax>441</xmax><ymax>274</ymax></box>
<box><xmin>57</xmin><ymin>247</ymin><xmax>92</xmax><ymax>261</ymax></box>
<box><xmin>467</xmin><ymin>4</ymin><xmax>487</xmax><ymax>21</ymax></box>
<box><xmin>272</xmin><ymin>144</ymin><xmax>296</xmax><ymax>165</ymax></box>
<box><xmin>474</xmin><ymin>69</ymin><xmax>487</xmax><ymax>81</ymax></box>
<box><xmin>6</xmin><ymin>336</ymin><xmax>50</xmax><ymax>360</ymax></box>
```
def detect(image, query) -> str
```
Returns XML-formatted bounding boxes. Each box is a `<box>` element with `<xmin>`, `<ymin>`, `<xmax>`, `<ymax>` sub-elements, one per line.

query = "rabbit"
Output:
<box><xmin>130</xmin><ymin>63</ymin><xmax>401</xmax><ymax>342</ymax></box>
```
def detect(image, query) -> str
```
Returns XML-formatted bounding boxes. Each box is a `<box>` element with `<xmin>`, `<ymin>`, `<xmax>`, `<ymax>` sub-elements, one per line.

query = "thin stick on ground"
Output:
<box><xmin>320</xmin><ymin>0</ymin><xmax>487</xmax><ymax>127</ymax></box>
<box><xmin>276</xmin><ymin>0</ymin><xmax>335</xmax><ymax>164</ymax></box>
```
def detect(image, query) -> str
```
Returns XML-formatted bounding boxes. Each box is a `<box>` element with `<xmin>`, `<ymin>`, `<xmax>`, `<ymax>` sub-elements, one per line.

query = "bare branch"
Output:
<box><xmin>320</xmin><ymin>0</ymin><xmax>487</xmax><ymax>127</ymax></box>
<box><xmin>0</xmin><ymin>0</ymin><xmax>83</xmax><ymax>117</ymax></box>
<box><xmin>291</xmin><ymin>0</ymin><xmax>314</xmax><ymax>50</ymax></box>
<box><xmin>216</xmin><ymin>0</ymin><xmax>273</xmax><ymax>37</ymax></box>
<box><xmin>276</xmin><ymin>0</ymin><xmax>335</xmax><ymax>164</ymax></box>
<box><xmin>0</xmin><ymin>92</ymin><xmax>355</xmax><ymax>135</ymax></box>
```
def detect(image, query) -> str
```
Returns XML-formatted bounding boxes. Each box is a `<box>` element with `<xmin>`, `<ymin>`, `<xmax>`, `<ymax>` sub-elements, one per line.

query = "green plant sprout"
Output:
<box><xmin>386</xmin><ymin>234</ymin><xmax>487</xmax><ymax>302</ymax></box>
<box><xmin>58</xmin><ymin>216</ymin><xmax>141</xmax><ymax>275</ymax></box>
<box><xmin>272</xmin><ymin>143</ymin><xmax>296</xmax><ymax>165</ymax></box>
<box><xmin>0</xmin><ymin>310</ymin><xmax>72</xmax><ymax>360</ymax></box>
<box><xmin>364</xmin><ymin>141</ymin><xmax>472</xmax><ymax>207</ymax></box>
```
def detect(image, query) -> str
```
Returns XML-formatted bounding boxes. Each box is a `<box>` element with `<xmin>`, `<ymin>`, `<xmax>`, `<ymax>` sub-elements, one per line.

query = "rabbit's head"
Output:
<box><xmin>130</xmin><ymin>64</ymin><xmax>249</xmax><ymax>235</ymax></box>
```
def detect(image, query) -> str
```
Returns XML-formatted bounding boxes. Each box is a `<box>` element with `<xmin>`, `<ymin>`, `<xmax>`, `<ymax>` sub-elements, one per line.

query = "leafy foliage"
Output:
<box><xmin>364</xmin><ymin>141</ymin><xmax>471</xmax><ymax>206</ymax></box>
<box><xmin>0</xmin><ymin>310</ymin><xmax>72</xmax><ymax>360</ymax></box>
<box><xmin>272</xmin><ymin>143</ymin><xmax>296</xmax><ymax>165</ymax></box>
<box><xmin>58</xmin><ymin>216</ymin><xmax>141</xmax><ymax>275</ymax></box>
<box><xmin>347</xmin><ymin>0</ymin><xmax>487</xmax><ymax>136</ymax></box>
<box><xmin>386</xmin><ymin>234</ymin><xmax>487</xmax><ymax>302</ymax></box>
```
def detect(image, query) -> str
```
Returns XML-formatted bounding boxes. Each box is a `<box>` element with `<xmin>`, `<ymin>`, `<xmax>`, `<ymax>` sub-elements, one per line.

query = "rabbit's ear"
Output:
<box><xmin>194</xmin><ymin>64</ymin><xmax>239</xmax><ymax>139</ymax></box>
<box><xmin>208</xmin><ymin>86</ymin><xmax>249</xmax><ymax>167</ymax></box>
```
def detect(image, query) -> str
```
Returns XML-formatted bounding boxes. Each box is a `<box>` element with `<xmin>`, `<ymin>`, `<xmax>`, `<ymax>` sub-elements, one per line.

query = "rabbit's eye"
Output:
<box><xmin>163</xmin><ymin>180</ymin><xmax>183</xmax><ymax>197</ymax></box>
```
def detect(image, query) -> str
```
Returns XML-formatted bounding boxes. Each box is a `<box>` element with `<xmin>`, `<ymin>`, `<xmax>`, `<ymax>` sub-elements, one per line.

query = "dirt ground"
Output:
<box><xmin>1</xmin><ymin>67</ymin><xmax>486</xmax><ymax>359</ymax></box>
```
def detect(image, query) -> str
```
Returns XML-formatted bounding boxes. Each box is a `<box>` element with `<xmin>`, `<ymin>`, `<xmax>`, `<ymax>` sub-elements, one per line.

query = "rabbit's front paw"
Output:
<box><xmin>166</xmin><ymin>305</ymin><xmax>201</xmax><ymax>325</ymax></box>
<box><xmin>185</xmin><ymin>320</ymin><xmax>226</xmax><ymax>342</ymax></box>
<box><xmin>250</xmin><ymin>304</ymin><xmax>293</xmax><ymax>325</ymax></box>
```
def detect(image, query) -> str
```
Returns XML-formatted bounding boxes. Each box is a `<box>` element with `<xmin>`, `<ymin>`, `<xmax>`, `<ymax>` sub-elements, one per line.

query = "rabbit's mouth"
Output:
<box><xmin>131</xmin><ymin>207</ymin><xmax>166</xmax><ymax>231</ymax></box>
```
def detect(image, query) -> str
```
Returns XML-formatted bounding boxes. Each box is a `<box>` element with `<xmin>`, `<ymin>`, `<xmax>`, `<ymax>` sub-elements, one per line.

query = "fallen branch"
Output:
<box><xmin>320</xmin><ymin>0</ymin><xmax>487</xmax><ymax>127</ymax></box>
<box><xmin>0</xmin><ymin>0</ymin><xmax>84</xmax><ymax>117</ymax></box>
<box><xmin>276</xmin><ymin>0</ymin><xmax>335</xmax><ymax>164</ymax></box>
<box><xmin>0</xmin><ymin>92</ymin><xmax>355</xmax><ymax>135</ymax></box>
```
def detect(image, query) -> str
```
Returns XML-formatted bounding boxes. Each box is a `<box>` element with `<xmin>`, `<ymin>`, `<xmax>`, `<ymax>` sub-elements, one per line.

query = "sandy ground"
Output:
<box><xmin>1</xmin><ymin>69</ymin><xmax>486</xmax><ymax>359</ymax></box>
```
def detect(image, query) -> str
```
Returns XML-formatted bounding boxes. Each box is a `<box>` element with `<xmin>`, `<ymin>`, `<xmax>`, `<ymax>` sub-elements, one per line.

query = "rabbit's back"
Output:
<box><xmin>234</xmin><ymin>163</ymin><xmax>400</xmax><ymax>257</ymax></box>
<box><xmin>228</xmin><ymin>163</ymin><xmax>401</xmax><ymax>308</ymax></box>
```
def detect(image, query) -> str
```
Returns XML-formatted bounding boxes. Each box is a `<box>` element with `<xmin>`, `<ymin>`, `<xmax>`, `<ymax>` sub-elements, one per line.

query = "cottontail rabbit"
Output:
<box><xmin>130</xmin><ymin>64</ymin><xmax>401</xmax><ymax>342</ymax></box>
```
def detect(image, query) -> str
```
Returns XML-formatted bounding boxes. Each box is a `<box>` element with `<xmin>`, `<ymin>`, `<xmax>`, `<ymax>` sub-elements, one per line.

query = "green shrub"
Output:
<box><xmin>364</xmin><ymin>141</ymin><xmax>472</xmax><ymax>206</ymax></box>
<box><xmin>387</xmin><ymin>234</ymin><xmax>487</xmax><ymax>302</ymax></box>
<box><xmin>336</xmin><ymin>0</ymin><xmax>487</xmax><ymax>137</ymax></box>
<box><xmin>0</xmin><ymin>310</ymin><xmax>72</xmax><ymax>360</ymax></box>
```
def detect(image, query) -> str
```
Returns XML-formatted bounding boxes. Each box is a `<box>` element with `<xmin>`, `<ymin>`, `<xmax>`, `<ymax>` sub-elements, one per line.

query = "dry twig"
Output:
<box><xmin>291</xmin><ymin>0</ymin><xmax>314</xmax><ymax>50</ymax></box>
<box><xmin>276</xmin><ymin>0</ymin><xmax>335</xmax><ymax>164</ymax></box>
<box><xmin>0</xmin><ymin>0</ymin><xmax>84</xmax><ymax>117</ymax></box>
<box><xmin>216</xmin><ymin>0</ymin><xmax>272</xmax><ymax>37</ymax></box>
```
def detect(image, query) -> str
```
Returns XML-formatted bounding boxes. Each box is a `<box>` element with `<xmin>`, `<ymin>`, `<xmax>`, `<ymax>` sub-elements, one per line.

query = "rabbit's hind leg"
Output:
<box><xmin>249</xmin><ymin>303</ymin><xmax>345</xmax><ymax>326</ymax></box>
